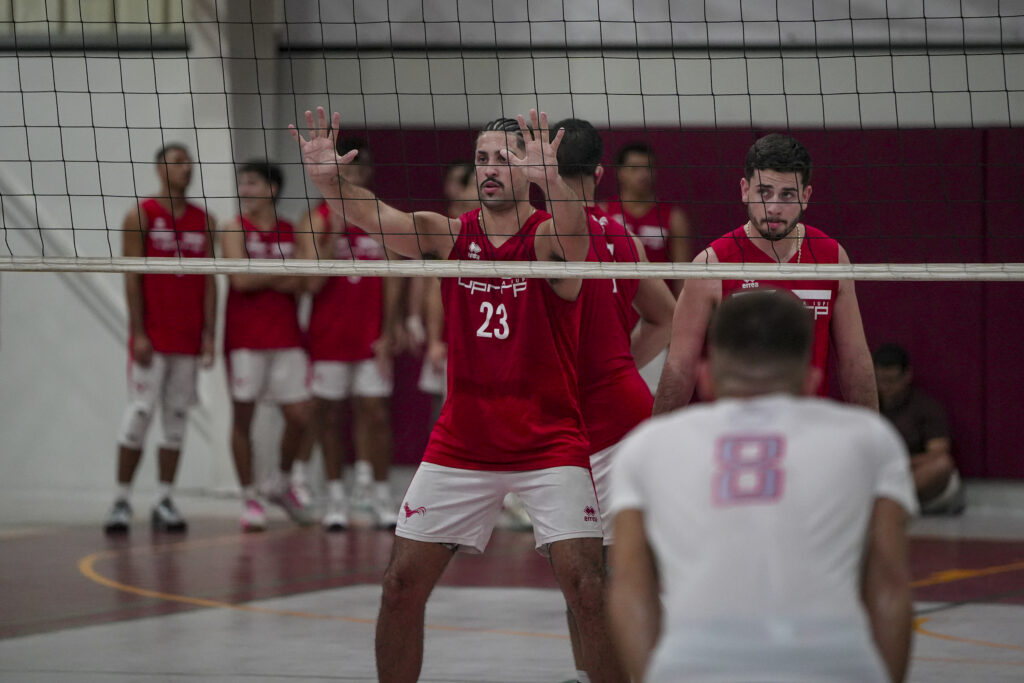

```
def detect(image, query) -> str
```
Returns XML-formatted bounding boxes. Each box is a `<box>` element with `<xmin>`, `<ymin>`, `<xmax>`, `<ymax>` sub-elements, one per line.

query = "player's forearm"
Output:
<box><xmin>840</xmin><ymin>356</ymin><xmax>879</xmax><ymax>411</ymax></box>
<box><xmin>866</xmin><ymin>582</ymin><xmax>913</xmax><ymax>683</ymax></box>
<box><xmin>631</xmin><ymin>319</ymin><xmax>670</xmax><ymax>370</ymax></box>
<box><xmin>124</xmin><ymin>274</ymin><xmax>146</xmax><ymax>336</ymax></box>
<box><xmin>651</xmin><ymin>359</ymin><xmax>696</xmax><ymax>415</ymax></box>
<box><xmin>202</xmin><ymin>275</ymin><xmax>217</xmax><ymax>336</ymax></box>
<box><xmin>313</xmin><ymin>173</ymin><xmax>389</xmax><ymax>234</ymax></box>
<box><xmin>543</xmin><ymin>174</ymin><xmax>590</xmax><ymax>260</ymax></box>
<box><xmin>608</xmin><ymin>583</ymin><xmax>660</xmax><ymax>681</ymax></box>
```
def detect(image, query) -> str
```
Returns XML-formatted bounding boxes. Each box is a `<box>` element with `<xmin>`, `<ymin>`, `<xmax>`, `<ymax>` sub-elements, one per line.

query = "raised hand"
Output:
<box><xmin>501</xmin><ymin>109</ymin><xmax>564</xmax><ymax>186</ymax></box>
<box><xmin>288</xmin><ymin>106</ymin><xmax>358</xmax><ymax>189</ymax></box>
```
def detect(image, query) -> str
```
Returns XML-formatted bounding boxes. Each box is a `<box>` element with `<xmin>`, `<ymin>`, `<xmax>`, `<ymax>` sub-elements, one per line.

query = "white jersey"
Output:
<box><xmin>609</xmin><ymin>394</ymin><xmax>917</xmax><ymax>683</ymax></box>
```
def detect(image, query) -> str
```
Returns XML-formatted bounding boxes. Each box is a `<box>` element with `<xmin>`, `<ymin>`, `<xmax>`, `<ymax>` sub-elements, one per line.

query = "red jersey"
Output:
<box><xmin>138</xmin><ymin>198</ymin><xmax>209</xmax><ymax>355</ymax></box>
<box><xmin>307</xmin><ymin>202</ymin><xmax>386</xmax><ymax>362</ymax></box>
<box><xmin>578</xmin><ymin>206</ymin><xmax>653</xmax><ymax>452</ymax></box>
<box><xmin>423</xmin><ymin>208</ymin><xmax>590</xmax><ymax>471</ymax></box>
<box><xmin>712</xmin><ymin>224</ymin><xmax>840</xmax><ymax>395</ymax></box>
<box><xmin>603</xmin><ymin>198</ymin><xmax>676</xmax><ymax>263</ymax></box>
<box><xmin>224</xmin><ymin>216</ymin><xmax>303</xmax><ymax>352</ymax></box>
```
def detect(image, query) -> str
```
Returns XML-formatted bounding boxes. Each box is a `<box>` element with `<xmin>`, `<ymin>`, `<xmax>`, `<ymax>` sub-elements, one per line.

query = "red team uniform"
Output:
<box><xmin>423</xmin><ymin>209</ymin><xmax>590</xmax><ymax>471</ymax></box>
<box><xmin>307</xmin><ymin>202</ymin><xmax>385</xmax><ymax>364</ymax></box>
<box><xmin>224</xmin><ymin>217</ymin><xmax>303</xmax><ymax>353</ymax></box>
<box><xmin>712</xmin><ymin>224</ymin><xmax>840</xmax><ymax>395</ymax></box>
<box><xmin>578</xmin><ymin>206</ymin><xmax>653</xmax><ymax>542</ymax></box>
<box><xmin>603</xmin><ymin>199</ymin><xmax>674</xmax><ymax>263</ymax></box>
<box><xmin>399</xmin><ymin>208</ymin><xmax>602</xmax><ymax>554</ymax></box>
<box><xmin>137</xmin><ymin>198</ymin><xmax>209</xmax><ymax>355</ymax></box>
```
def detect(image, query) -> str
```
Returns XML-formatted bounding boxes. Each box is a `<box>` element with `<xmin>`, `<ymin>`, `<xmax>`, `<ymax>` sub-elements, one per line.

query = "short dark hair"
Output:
<box><xmin>709</xmin><ymin>290</ymin><xmax>813</xmax><ymax>369</ymax></box>
<box><xmin>550</xmin><ymin>118</ymin><xmax>603</xmax><ymax>179</ymax></box>
<box><xmin>445</xmin><ymin>160</ymin><xmax>475</xmax><ymax>188</ymax></box>
<box><xmin>154</xmin><ymin>143</ymin><xmax>190</xmax><ymax>163</ymax></box>
<box><xmin>744</xmin><ymin>133</ymin><xmax>813</xmax><ymax>186</ymax></box>
<box><xmin>873</xmin><ymin>343</ymin><xmax>910</xmax><ymax>371</ymax></box>
<box><xmin>336</xmin><ymin>136</ymin><xmax>370</xmax><ymax>161</ymax></box>
<box><xmin>237</xmin><ymin>159</ymin><xmax>284</xmax><ymax>194</ymax></box>
<box><xmin>478</xmin><ymin>117</ymin><xmax>525</xmax><ymax>150</ymax></box>
<box><xmin>615</xmin><ymin>141</ymin><xmax>654</xmax><ymax>166</ymax></box>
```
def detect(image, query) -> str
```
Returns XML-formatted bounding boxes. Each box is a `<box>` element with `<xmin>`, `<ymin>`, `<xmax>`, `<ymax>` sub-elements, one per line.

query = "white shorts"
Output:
<box><xmin>127</xmin><ymin>352</ymin><xmax>199</xmax><ymax>410</ymax></box>
<box><xmin>417</xmin><ymin>356</ymin><xmax>447</xmax><ymax>397</ymax></box>
<box><xmin>311</xmin><ymin>359</ymin><xmax>392</xmax><ymax>400</ymax></box>
<box><xmin>396</xmin><ymin>462</ymin><xmax>602</xmax><ymax>555</ymax></box>
<box><xmin>228</xmin><ymin>348</ymin><xmax>310</xmax><ymax>404</ymax></box>
<box><xmin>589</xmin><ymin>443</ymin><xmax>620</xmax><ymax>544</ymax></box>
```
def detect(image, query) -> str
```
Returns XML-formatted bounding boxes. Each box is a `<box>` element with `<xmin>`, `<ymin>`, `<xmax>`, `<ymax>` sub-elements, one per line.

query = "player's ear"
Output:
<box><xmin>696</xmin><ymin>360</ymin><xmax>716</xmax><ymax>402</ymax></box>
<box><xmin>802</xmin><ymin>366</ymin><xmax>823</xmax><ymax>396</ymax></box>
<box><xmin>740</xmin><ymin>176</ymin><xmax>750</xmax><ymax>202</ymax></box>
<box><xmin>801</xmin><ymin>183</ymin><xmax>812</xmax><ymax>205</ymax></box>
<box><xmin>593</xmin><ymin>164</ymin><xmax>604</xmax><ymax>188</ymax></box>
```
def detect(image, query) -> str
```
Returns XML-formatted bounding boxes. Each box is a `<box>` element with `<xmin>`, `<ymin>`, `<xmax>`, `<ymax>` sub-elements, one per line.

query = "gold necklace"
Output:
<box><xmin>745</xmin><ymin>221</ymin><xmax>803</xmax><ymax>264</ymax></box>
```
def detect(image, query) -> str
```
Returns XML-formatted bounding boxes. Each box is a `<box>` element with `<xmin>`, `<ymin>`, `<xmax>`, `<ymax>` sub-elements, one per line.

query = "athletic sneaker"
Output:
<box><xmin>268</xmin><ymin>484</ymin><xmax>314</xmax><ymax>527</ymax></box>
<box><xmin>292</xmin><ymin>481</ymin><xmax>314</xmax><ymax>509</ymax></box>
<box><xmin>240</xmin><ymin>499</ymin><xmax>267</xmax><ymax>533</ymax></box>
<box><xmin>372</xmin><ymin>495</ymin><xmax>398</xmax><ymax>530</ymax></box>
<box><xmin>497</xmin><ymin>492</ymin><xmax>533</xmax><ymax>531</ymax></box>
<box><xmin>322</xmin><ymin>499</ymin><xmax>349</xmax><ymax>532</ymax></box>
<box><xmin>104</xmin><ymin>499</ymin><xmax>132</xmax><ymax>534</ymax></box>
<box><xmin>151</xmin><ymin>497</ymin><xmax>188</xmax><ymax>532</ymax></box>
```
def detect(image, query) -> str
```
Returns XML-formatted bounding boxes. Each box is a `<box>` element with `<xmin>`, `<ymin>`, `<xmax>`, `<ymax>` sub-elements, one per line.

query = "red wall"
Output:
<box><xmin>350</xmin><ymin>127</ymin><xmax>1024</xmax><ymax>479</ymax></box>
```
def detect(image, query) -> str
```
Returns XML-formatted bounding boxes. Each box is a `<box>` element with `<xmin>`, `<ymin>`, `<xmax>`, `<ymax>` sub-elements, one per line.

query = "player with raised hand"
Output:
<box><xmin>653</xmin><ymin>133</ymin><xmax>877</xmax><ymax>415</ymax></box>
<box><xmin>292</xmin><ymin>107</ymin><xmax>624</xmax><ymax>682</ymax></box>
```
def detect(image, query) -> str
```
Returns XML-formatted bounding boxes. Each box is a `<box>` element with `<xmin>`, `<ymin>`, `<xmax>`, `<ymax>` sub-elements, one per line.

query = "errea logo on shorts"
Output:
<box><xmin>583</xmin><ymin>506</ymin><xmax>599</xmax><ymax>523</ymax></box>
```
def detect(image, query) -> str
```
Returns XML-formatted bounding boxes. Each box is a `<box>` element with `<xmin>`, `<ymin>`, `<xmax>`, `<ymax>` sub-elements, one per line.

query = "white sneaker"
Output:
<box><xmin>322</xmin><ymin>499</ymin><xmax>349</xmax><ymax>532</ymax></box>
<box><xmin>372</xmin><ymin>495</ymin><xmax>398</xmax><ymax>530</ymax></box>
<box><xmin>240</xmin><ymin>499</ymin><xmax>267</xmax><ymax>533</ymax></box>
<box><xmin>498</xmin><ymin>492</ymin><xmax>533</xmax><ymax>531</ymax></box>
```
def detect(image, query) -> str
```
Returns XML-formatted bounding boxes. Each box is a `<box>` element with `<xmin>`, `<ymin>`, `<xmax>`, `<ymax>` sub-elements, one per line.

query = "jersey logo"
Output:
<box><xmin>583</xmin><ymin>505</ymin><xmax>599</xmax><ymax>523</ymax></box>
<box><xmin>741</xmin><ymin>280</ymin><xmax>759</xmax><ymax>289</ymax></box>
<box><xmin>792</xmin><ymin>289</ymin><xmax>833</xmax><ymax>320</ymax></box>
<box><xmin>403</xmin><ymin>502</ymin><xmax>426</xmax><ymax>519</ymax></box>
<box><xmin>468</xmin><ymin>241</ymin><xmax>482</xmax><ymax>260</ymax></box>
<box><xmin>457</xmin><ymin>277</ymin><xmax>528</xmax><ymax>297</ymax></box>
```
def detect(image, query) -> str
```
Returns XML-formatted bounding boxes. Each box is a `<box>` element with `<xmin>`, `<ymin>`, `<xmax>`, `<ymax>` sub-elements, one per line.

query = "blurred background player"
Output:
<box><xmin>105</xmin><ymin>143</ymin><xmax>217</xmax><ymax>534</ymax></box>
<box><xmin>653</xmin><ymin>133</ymin><xmax>877</xmax><ymax>415</ymax></box>
<box><xmin>293</xmin><ymin>107</ymin><xmax>624</xmax><ymax>682</ymax></box>
<box><xmin>601</xmin><ymin>141</ymin><xmax>693</xmax><ymax>391</ymax></box>
<box><xmin>875</xmin><ymin>343</ymin><xmax>965</xmax><ymax>515</ymax></box>
<box><xmin>297</xmin><ymin>137</ymin><xmax>401</xmax><ymax>531</ymax></box>
<box><xmin>552</xmin><ymin>118</ymin><xmax>676</xmax><ymax>683</ymax></box>
<box><xmin>609</xmin><ymin>290</ymin><xmax>915</xmax><ymax>683</ymax></box>
<box><xmin>221</xmin><ymin>160</ymin><xmax>312</xmax><ymax>532</ymax></box>
<box><xmin>601</xmin><ymin>141</ymin><xmax>693</xmax><ymax>295</ymax></box>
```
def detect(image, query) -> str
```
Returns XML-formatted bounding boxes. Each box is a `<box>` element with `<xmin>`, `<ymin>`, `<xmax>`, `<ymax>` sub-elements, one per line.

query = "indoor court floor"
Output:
<box><xmin>1</xmin><ymin>475</ymin><xmax>1023</xmax><ymax>683</ymax></box>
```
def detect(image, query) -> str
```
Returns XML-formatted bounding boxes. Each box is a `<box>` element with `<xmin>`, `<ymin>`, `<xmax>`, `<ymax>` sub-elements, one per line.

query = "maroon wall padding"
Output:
<box><xmin>350</xmin><ymin>126</ymin><xmax>1023</xmax><ymax>478</ymax></box>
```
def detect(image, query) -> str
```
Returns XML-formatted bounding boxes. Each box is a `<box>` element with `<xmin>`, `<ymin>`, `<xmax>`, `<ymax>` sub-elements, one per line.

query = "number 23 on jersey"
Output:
<box><xmin>476</xmin><ymin>301</ymin><xmax>510</xmax><ymax>339</ymax></box>
<box><xmin>712</xmin><ymin>435</ymin><xmax>786</xmax><ymax>505</ymax></box>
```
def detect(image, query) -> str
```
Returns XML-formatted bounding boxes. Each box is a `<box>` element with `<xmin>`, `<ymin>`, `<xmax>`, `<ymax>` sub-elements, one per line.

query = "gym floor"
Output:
<box><xmin>1</xmin><ymin>475</ymin><xmax>1023</xmax><ymax>683</ymax></box>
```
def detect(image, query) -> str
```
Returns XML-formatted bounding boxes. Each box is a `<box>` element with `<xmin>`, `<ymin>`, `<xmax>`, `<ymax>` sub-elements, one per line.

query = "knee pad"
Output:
<box><xmin>118</xmin><ymin>401</ymin><xmax>154</xmax><ymax>450</ymax></box>
<box><xmin>160</xmin><ymin>406</ymin><xmax>189</xmax><ymax>450</ymax></box>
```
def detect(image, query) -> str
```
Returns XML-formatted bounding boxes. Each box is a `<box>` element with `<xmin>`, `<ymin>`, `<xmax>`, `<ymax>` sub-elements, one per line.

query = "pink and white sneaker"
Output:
<box><xmin>268</xmin><ymin>484</ymin><xmax>314</xmax><ymax>527</ymax></box>
<box><xmin>240</xmin><ymin>499</ymin><xmax>267</xmax><ymax>533</ymax></box>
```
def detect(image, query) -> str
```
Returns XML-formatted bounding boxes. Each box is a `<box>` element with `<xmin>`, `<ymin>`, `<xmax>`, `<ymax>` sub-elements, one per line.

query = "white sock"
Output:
<box><xmin>242</xmin><ymin>485</ymin><xmax>257</xmax><ymax>502</ymax></box>
<box><xmin>291</xmin><ymin>460</ymin><xmax>307</xmax><ymax>487</ymax></box>
<box><xmin>327</xmin><ymin>480</ymin><xmax>346</xmax><ymax>503</ymax></box>
<box><xmin>156</xmin><ymin>482</ymin><xmax>172</xmax><ymax>501</ymax></box>
<box><xmin>354</xmin><ymin>460</ymin><xmax>373</xmax><ymax>488</ymax></box>
<box><xmin>115</xmin><ymin>484</ymin><xmax>131</xmax><ymax>502</ymax></box>
<box><xmin>576</xmin><ymin>671</ymin><xmax>591</xmax><ymax>683</ymax></box>
<box><xmin>374</xmin><ymin>481</ymin><xmax>391</xmax><ymax>501</ymax></box>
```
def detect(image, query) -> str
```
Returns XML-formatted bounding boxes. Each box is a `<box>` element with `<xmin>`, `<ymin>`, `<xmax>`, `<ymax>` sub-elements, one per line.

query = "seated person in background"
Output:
<box><xmin>874</xmin><ymin>343</ymin><xmax>965</xmax><ymax>515</ymax></box>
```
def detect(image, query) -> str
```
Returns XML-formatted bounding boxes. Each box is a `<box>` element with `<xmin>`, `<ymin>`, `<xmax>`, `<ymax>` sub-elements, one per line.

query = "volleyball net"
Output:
<box><xmin>1</xmin><ymin>0</ymin><xmax>1023</xmax><ymax>281</ymax></box>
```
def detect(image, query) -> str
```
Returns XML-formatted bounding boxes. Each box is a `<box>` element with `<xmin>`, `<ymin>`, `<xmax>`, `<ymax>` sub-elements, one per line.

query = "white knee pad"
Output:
<box><xmin>160</xmin><ymin>406</ymin><xmax>189</xmax><ymax>450</ymax></box>
<box><xmin>118</xmin><ymin>401</ymin><xmax>155</xmax><ymax>450</ymax></box>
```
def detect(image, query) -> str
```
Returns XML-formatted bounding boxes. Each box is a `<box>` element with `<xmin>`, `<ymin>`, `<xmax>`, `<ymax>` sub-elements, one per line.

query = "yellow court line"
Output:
<box><xmin>915</xmin><ymin>617</ymin><xmax>1024</xmax><ymax>653</ymax></box>
<box><xmin>76</xmin><ymin>537</ymin><xmax>568</xmax><ymax>640</ymax></box>
<box><xmin>911</xmin><ymin>559</ymin><xmax>1024</xmax><ymax>588</ymax></box>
